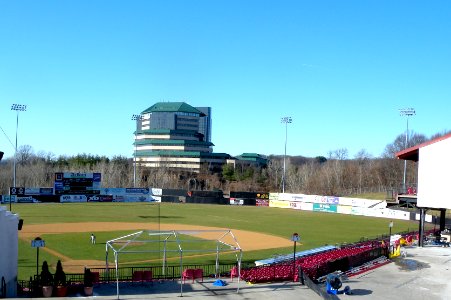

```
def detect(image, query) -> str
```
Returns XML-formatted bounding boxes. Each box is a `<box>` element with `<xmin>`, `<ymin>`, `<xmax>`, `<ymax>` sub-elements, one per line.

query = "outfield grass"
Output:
<box><xmin>350</xmin><ymin>192</ymin><xmax>387</xmax><ymax>200</ymax></box>
<box><xmin>13</xmin><ymin>202</ymin><xmax>424</xmax><ymax>280</ymax></box>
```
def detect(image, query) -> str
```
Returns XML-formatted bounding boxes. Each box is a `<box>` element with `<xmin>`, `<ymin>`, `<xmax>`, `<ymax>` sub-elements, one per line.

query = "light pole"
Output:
<box><xmin>281</xmin><ymin>117</ymin><xmax>292</xmax><ymax>193</ymax></box>
<box><xmin>11</xmin><ymin>104</ymin><xmax>27</xmax><ymax>210</ymax></box>
<box><xmin>131</xmin><ymin>114</ymin><xmax>142</xmax><ymax>187</ymax></box>
<box><xmin>291</xmin><ymin>233</ymin><xmax>300</xmax><ymax>282</ymax></box>
<box><xmin>399</xmin><ymin>108</ymin><xmax>415</xmax><ymax>193</ymax></box>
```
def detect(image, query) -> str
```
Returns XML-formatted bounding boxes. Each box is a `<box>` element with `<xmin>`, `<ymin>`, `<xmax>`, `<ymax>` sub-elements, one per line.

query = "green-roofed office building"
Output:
<box><xmin>133</xmin><ymin>102</ymin><xmax>232</xmax><ymax>172</ymax></box>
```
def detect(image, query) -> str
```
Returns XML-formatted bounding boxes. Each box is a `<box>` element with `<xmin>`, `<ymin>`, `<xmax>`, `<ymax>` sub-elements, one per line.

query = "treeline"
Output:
<box><xmin>0</xmin><ymin>131</ymin><xmax>449</xmax><ymax>196</ymax></box>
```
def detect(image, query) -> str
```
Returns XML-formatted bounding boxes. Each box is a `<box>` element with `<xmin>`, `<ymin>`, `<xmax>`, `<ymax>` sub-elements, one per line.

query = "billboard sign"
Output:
<box><xmin>10</xmin><ymin>187</ymin><xmax>25</xmax><ymax>196</ymax></box>
<box><xmin>60</xmin><ymin>195</ymin><xmax>87</xmax><ymax>203</ymax></box>
<box><xmin>313</xmin><ymin>203</ymin><xmax>338</xmax><ymax>213</ymax></box>
<box><xmin>54</xmin><ymin>172</ymin><xmax>101</xmax><ymax>195</ymax></box>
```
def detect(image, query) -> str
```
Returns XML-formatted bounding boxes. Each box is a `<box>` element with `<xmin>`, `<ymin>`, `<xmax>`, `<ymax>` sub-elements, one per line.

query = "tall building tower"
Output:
<box><xmin>196</xmin><ymin>107</ymin><xmax>212</xmax><ymax>143</ymax></box>
<box><xmin>134</xmin><ymin>102</ymin><xmax>230</xmax><ymax>172</ymax></box>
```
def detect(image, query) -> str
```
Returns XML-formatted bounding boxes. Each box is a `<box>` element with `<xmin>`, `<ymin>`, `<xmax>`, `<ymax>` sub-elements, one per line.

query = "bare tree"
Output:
<box><xmin>266</xmin><ymin>158</ymin><xmax>283</xmax><ymax>192</ymax></box>
<box><xmin>17</xmin><ymin>145</ymin><xmax>34</xmax><ymax>165</ymax></box>
<box><xmin>382</xmin><ymin>132</ymin><xmax>427</xmax><ymax>158</ymax></box>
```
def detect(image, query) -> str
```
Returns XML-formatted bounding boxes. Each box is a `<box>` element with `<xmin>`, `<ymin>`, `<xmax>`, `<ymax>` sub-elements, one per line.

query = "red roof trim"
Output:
<box><xmin>395</xmin><ymin>132</ymin><xmax>451</xmax><ymax>161</ymax></box>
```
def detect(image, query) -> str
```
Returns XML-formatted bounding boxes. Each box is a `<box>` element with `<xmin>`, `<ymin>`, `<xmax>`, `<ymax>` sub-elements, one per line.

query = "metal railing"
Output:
<box><xmin>17</xmin><ymin>262</ymin><xmax>238</xmax><ymax>297</ymax></box>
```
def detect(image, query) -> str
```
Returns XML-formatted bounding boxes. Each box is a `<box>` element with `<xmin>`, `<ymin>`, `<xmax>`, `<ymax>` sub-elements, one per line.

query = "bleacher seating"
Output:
<box><xmin>241</xmin><ymin>241</ymin><xmax>385</xmax><ymax>283</ymax></box>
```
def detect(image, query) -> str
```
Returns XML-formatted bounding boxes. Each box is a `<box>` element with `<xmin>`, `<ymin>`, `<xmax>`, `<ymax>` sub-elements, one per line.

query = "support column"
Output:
<box><xmin>418</xmin><ymin>208</ymin><xmax>425</xmax><ymax>247</ymax></box>
<box><xmin>440</xmin><ymin>209</ymin><xmax>446</xmax><ymax>231</ymax></box>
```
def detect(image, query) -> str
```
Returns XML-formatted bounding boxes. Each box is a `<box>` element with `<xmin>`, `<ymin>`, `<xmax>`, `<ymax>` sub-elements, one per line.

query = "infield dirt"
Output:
<box><xmin>20</xmin><ymin>222</ymin><xmax>294</xmax><ymax>272</ymax></box>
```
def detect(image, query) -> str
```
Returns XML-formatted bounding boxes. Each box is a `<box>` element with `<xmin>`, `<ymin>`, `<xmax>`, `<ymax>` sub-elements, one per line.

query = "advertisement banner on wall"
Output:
<box><xmin>339</xmin><ymin>197</ymin><xmax>355</xmax><ymax>206</ymax></box>
<box><xmin>312</xmin><ymin>196</ymin><xmax>340</xmax><ymax>204</ymax></box>
<box><xmin>299</xmin><ymin>202</ymin><xmax>314</xmax><ymax>211</ymax></box>
<box><xmin>17</xmin><ymin>196</ymin><xmax>38</xmax><ymax>203</ymax></box>
<box><xmin>288</xmin><ymin>201</ymin><xmax>313</xmax><ymax>210</ymax></box>
<box><xmin>256</xmin><ymin>193</ymin><xmax>269</xmax><ymax>199</ymax></box>
<box><xmin>24</xmin><ymin>188</ymin><xmax>54</xmax><ymax>195</ymax></box>
<box><xmin>112</xmin><ymin>195</ymin><xmax>155</xmax><ymax>202</ymax></box>
<box><xmin>256</xmin><ymin>199</ymin><xmax>269</xmax><ymax>206</ymax></box>
<box><xmin>86</xmin><ymin>195</ymin><xmax>114</xmax><ymax>202</ymax></box>
<box><xmin>326</xmin><ymin>196</ymin><xmax>340</xmax><ymax>204</ymax></box>
<box><xmin>313</xmin><ymin>203</ymin><xmax>338</xmax><ymax>213</ymax></box>
<box><xmin>269</xmin><ymin>193</ymin><xmax>279</xmax><ymax>201</ymax></box>
<box><xmin>1</xmin><ymin>195</ymin><xmax>17</xmax><ymax>203</ymax></box>
<box><xmin>291</xmin><ymin>194</ymin><xmax>307</xmax><ymax>202</ymax></box>
<box><xmin>314</xmin><ymin>196</ymin><xmax>325</xmax><ymax>203</ymax></box>
<box><xmin>339</xmin><ymin>197</ymin><xmax>384</xmax><ymax>208</ymax></box>
<box><xmin>302</xmin><ymin>195</ymin><xmax>317</xmax><ymax>203</ymax></box>
<box><xmin>381</xmin><ymin>209</ymin><xmax>410</xmax><ymax>220</ymax></box>
<box><xmin>289</xmin><ymin>201</ymin><xmax>302</xmax><ymax>209</ymax></box>
<box><xmin>277</xmin><ymin>193</ymin><xmax>293</xmax><ymax>201</ymax></box>
<box><xmin>125</xmin><ymin>188</ymin><xmax>149</xmax><ymax>194</ymax></box>
<box><xmin>230</xmin><ymin>198</ymin><xmax>244</xmax><ymax>205</ymax></box>
<box><xmin>60</xmin><ymin>195</ymin><xmax>87</xmax><ymax>203</ymax></box>
<box><xmin>151</xmin><ymin>188</ymin><xmax>162</xmax><ymax>196</ymax></box>
<box><xmin>269</xmin><ymin>200</ymin><xmax>291</xmax><ymax>208</ymax></box>
<box><xmin>351</xmin><ymin>206</ymin><xmax>366</xmax><ymax>216</ymax></box>
<box><xmin>101</xmin><ymin>188</ymin><xmax>151</xmax><ymax>196</ymax></box>
<box><xmin>337</xmin><ymin>205</ymin><xmax>353</xmax><ymax>215</ymax></box>
<box><xmin>101</xmin><ymin>188</ymin><xmax>125</xmax><ymax>195</ymax></box>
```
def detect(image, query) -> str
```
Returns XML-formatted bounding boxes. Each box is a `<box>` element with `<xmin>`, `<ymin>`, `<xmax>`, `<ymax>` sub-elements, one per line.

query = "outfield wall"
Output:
<box><xmin>268</xmin><ymin>192</ymin><xmax>432</xmax><ymax>222</ymax></box>
<box><xmin>0</xmin><ymin>189</ymin><xmax>433</xmax><ymax>223</ymax></box>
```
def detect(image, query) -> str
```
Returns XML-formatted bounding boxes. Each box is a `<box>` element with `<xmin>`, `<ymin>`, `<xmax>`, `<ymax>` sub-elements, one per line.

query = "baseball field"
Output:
<box><xmin>13</xmin><ymin>202</ymin><xmax>421</xmax><ymax>280</ymax></box>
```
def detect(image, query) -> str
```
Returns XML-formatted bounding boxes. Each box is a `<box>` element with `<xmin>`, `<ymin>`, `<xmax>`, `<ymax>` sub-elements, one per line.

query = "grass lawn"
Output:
<box><xmin>13</xmin><ymin>202</ymin><xmax>424</xmax><ymax>280</ymax></box>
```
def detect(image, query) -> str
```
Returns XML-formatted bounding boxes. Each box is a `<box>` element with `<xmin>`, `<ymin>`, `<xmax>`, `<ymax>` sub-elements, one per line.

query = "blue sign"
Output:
<box><xmin>313</xmin><ymin>203</ymin><xmax>338</xmax><ymax>213</ymax></box>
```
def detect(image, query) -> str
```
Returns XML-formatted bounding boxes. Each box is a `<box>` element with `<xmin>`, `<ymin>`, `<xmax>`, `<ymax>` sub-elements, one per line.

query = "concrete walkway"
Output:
<box><xmin>335</xmin><ymin>245</ymin><xmax>451</xmax><ymax>300</ymax></box>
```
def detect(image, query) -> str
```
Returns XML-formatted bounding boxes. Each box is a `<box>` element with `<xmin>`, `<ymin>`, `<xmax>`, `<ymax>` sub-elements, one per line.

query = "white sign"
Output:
<box><xmin>291</xmin><ymin>233</ymin><xmax>300</xmax><ymax>242</ymax></box>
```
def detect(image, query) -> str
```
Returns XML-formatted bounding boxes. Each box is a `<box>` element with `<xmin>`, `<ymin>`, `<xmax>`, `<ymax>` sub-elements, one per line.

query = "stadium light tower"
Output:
<box><xmin>11</xmin><ymin>104</ymin><xmax>27</xmax><ymax>189</ymax></box>
<box><xmin>131</xmin><ymin>114</ymin><xmax>143</xmax><ymax>188</ymax></box>
<box><xmin>399</xmin><ymin>108</ymin><xmax>415</xmax><ymax>193</ymax></box>
<box><xmin>281</xmin><ymin>116</ymin><xmax>292</xmax><ymax>193</ymax></box>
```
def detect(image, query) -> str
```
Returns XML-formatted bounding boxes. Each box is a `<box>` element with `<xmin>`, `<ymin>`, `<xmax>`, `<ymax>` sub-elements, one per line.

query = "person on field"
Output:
<box><xmin>90</xmin><ymin>233</ymin><xmax>96</xmax><ymax>244</ymax></box>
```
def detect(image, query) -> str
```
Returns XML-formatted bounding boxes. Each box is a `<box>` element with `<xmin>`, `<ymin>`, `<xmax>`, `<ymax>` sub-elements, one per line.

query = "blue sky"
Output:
<box><xmin>0</xmin><ymin>0</ymin><xmax>450</xmax><ymax>159</ymax></box>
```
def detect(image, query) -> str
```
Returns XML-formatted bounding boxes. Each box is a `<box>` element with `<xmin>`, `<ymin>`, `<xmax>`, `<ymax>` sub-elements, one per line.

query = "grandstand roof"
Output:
<box><xmin>396</xmin><ymin>132</ymin><xmax>451</xmax><ymax>162</ymax></box>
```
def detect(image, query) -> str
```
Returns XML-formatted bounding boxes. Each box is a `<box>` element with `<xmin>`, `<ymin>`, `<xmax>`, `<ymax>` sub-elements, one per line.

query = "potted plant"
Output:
<box><xmin>40</xmin><ymin>261</ymin><xmax>53</xmax><ymax>297</ymax></box>
<box><xmin>83</xmin><ymin>268</ymin><xmax>94</xmax><ymax>296</ymax></box>
<box><xmin>54</xmin><ymin>260</ymin><xmax>67</xmax><ymax>297</ymax></box>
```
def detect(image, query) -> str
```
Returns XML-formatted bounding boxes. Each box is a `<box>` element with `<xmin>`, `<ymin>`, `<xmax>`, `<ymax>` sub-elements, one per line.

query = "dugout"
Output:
<box><xmin>105</xmin><ymin>229</ymin><xmax>242</xmax><ymax>299</ymax></box>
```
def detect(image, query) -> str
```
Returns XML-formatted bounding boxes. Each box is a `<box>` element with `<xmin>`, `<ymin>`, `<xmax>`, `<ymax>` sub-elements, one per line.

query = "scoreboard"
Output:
<box><xmin>54</xmin><ymin>172</ymin><xmax>101</xmax><ymax>195</ymax></box>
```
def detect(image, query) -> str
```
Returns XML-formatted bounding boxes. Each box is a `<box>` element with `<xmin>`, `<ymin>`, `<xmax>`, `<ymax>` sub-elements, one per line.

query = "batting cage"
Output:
<box><xmin>105</xmin><ymin>229</ymin><xmax>242</xmax><ymax>299</ymax></box>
